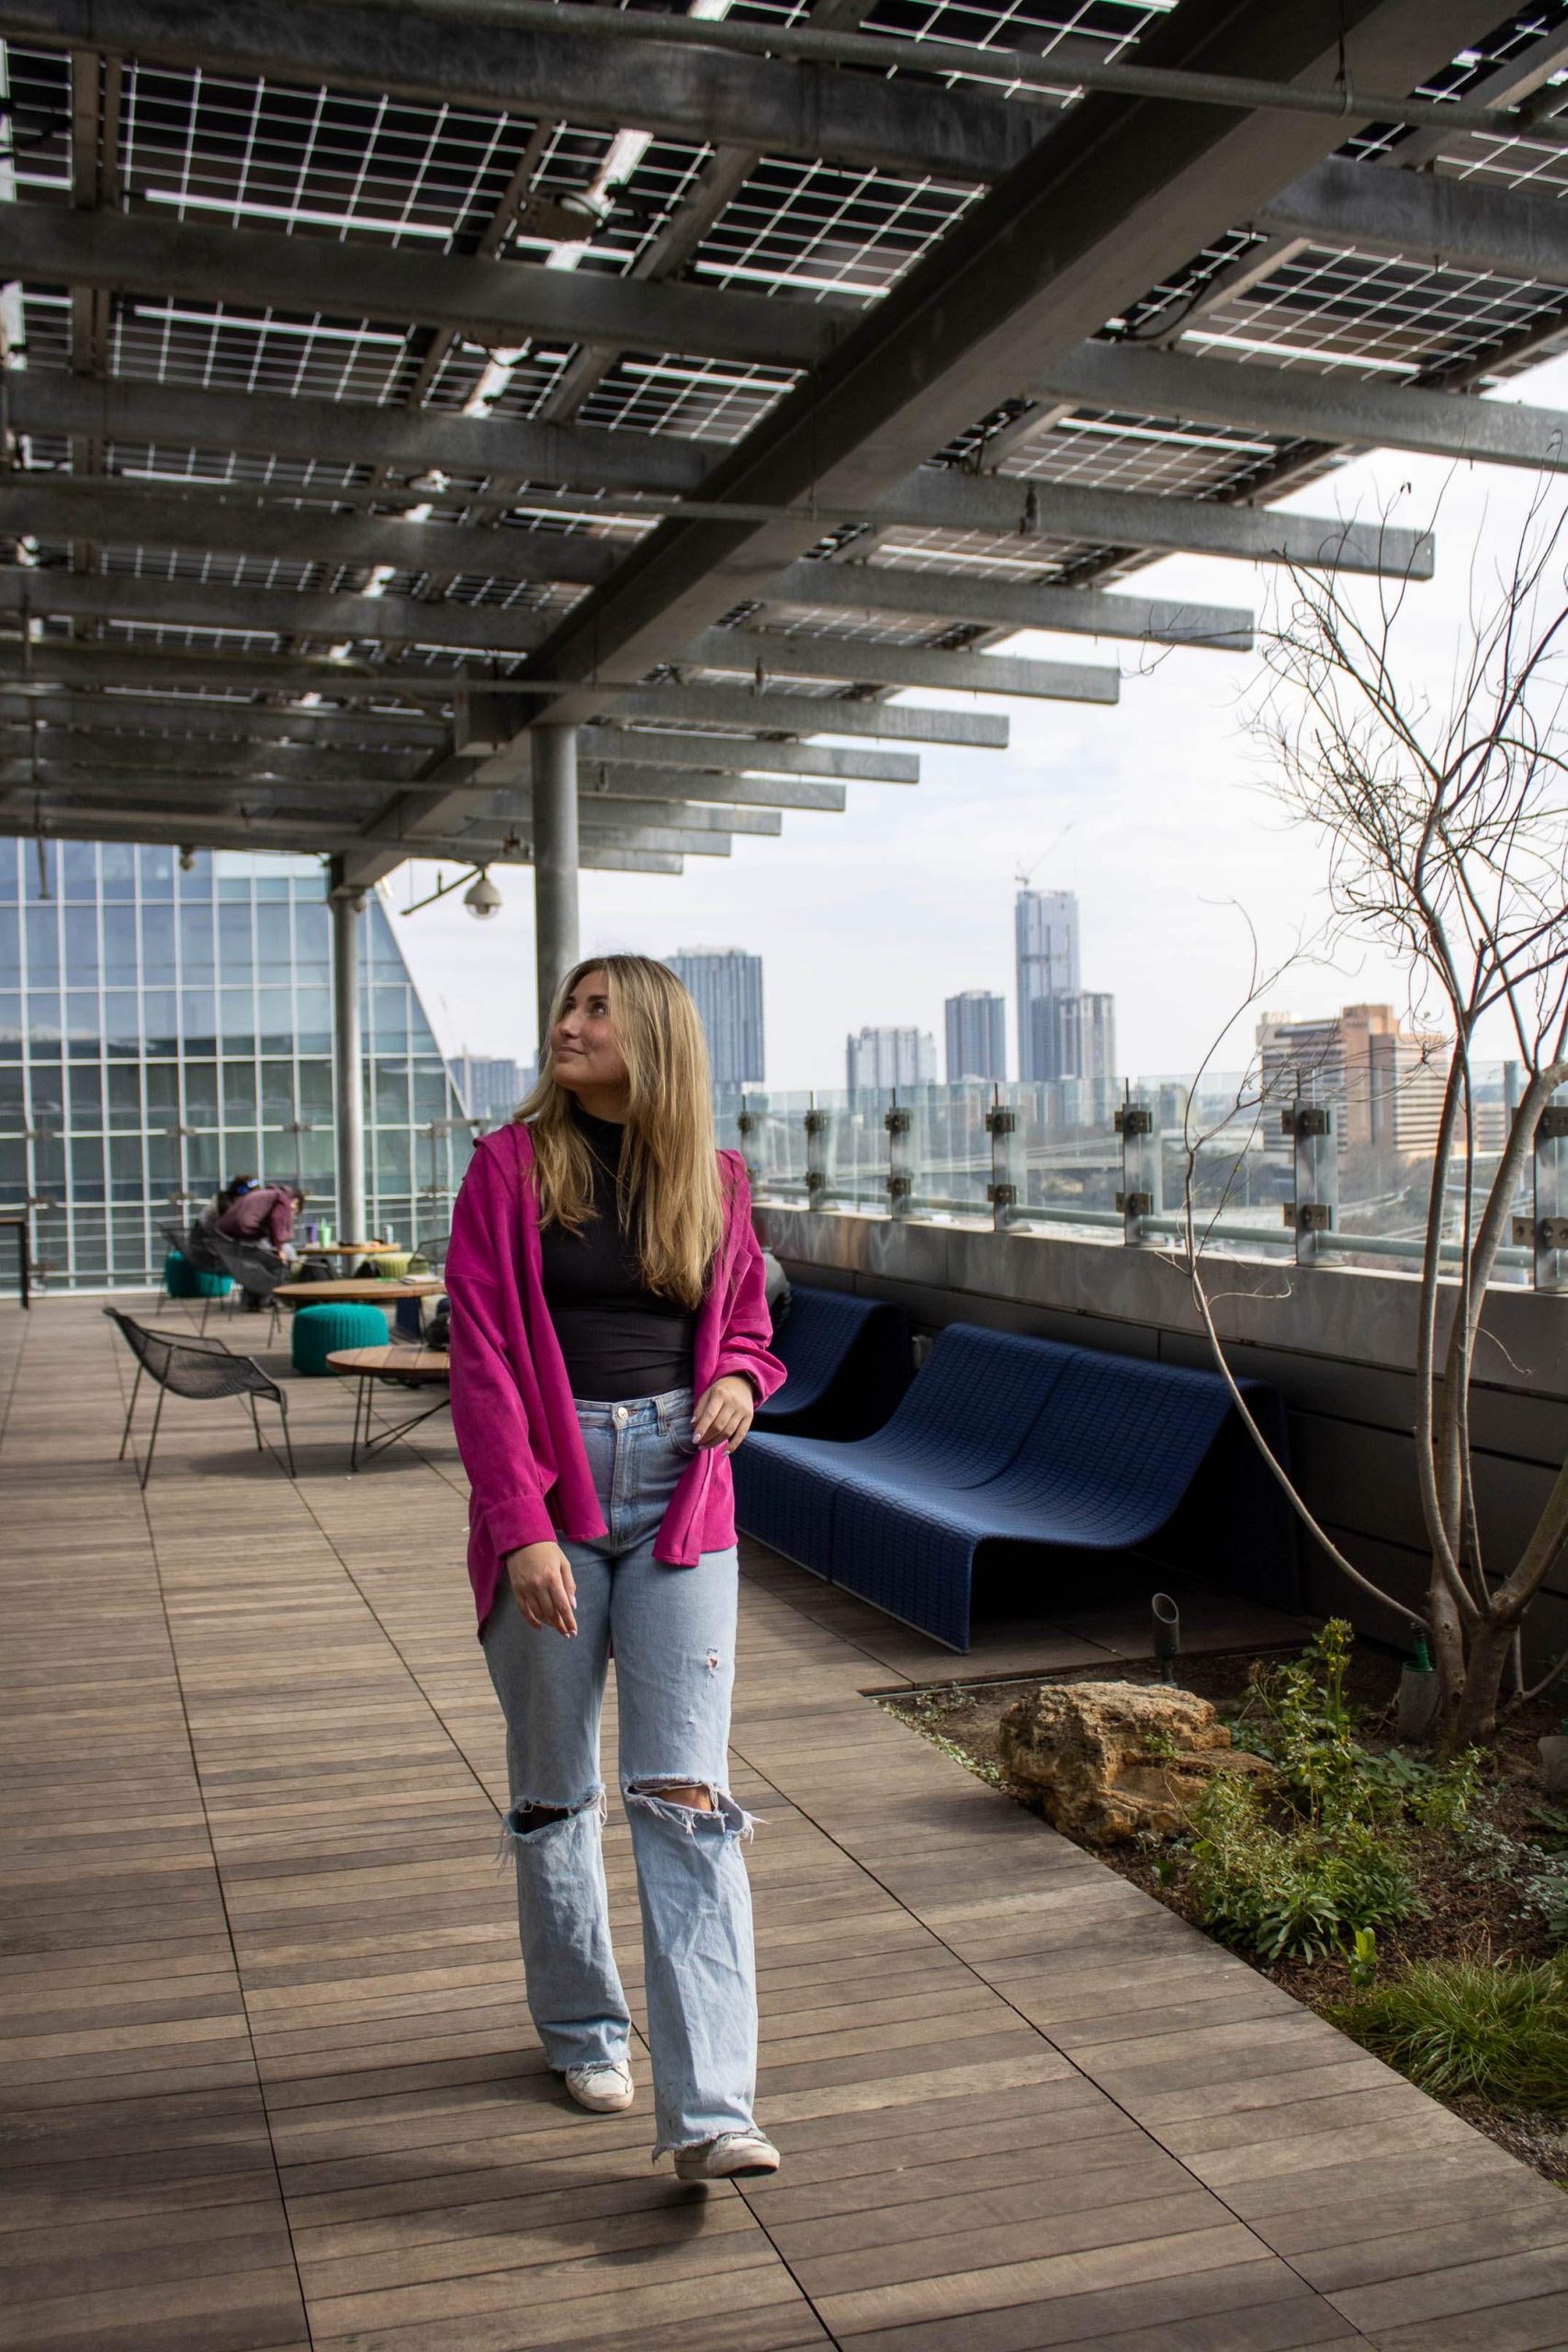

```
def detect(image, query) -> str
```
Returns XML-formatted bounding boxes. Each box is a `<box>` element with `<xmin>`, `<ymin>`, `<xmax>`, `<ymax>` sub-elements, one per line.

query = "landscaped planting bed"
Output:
<box><xmin>878</xmin><ymin>1627</ymin><xmax>1568</xmax><ymax>2187</ymax></box>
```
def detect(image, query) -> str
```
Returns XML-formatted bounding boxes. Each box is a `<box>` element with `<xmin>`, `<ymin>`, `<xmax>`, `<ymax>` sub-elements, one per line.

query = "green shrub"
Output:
<box><xmin>1232</xmin><ymin>1622</ymin><xmax>1483</xmax><ymax>1834</ymax></box>
<box><xmin>1329</xmin><ymin>1955</ymin><xmax>1568</xmax><ymax>2112</ymax></box>
<box><xmin>1185</xmin><ymin>1772</ymin><xmax>1421</xmax><ymax>1962</ymax></box>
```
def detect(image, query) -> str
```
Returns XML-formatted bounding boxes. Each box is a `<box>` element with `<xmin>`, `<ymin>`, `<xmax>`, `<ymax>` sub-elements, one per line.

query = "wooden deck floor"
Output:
<box><xmin>4</xmin><ymin>1293</ymin><xmax>1567</xmax><ymax>2352</ymax></box>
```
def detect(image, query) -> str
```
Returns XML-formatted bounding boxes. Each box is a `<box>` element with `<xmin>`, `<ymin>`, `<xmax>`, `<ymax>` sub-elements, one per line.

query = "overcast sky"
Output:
<box><xmin>393</xmin><ymin>351</ymin><xmax>1568</xmax><ymax>1092</ymax></box>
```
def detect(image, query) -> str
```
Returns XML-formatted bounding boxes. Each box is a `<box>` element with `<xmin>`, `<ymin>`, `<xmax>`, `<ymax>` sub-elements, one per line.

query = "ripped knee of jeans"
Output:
<box><xmin>625</xmin><ymin>1778</ymin><xmax>759</xmax><ymax>1840</ymax></box>
<box><xmin>495</xmin><ymin>1783</ymin><xmax>606</xmax><ymax>1863</ymax></box>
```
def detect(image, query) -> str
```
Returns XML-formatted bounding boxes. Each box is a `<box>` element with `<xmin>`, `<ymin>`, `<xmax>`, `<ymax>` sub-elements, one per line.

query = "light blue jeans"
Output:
<box><xmin>480</xmin><ymin>1385</ymin><xmax>759</xmax><ymax>2158</ymax></box>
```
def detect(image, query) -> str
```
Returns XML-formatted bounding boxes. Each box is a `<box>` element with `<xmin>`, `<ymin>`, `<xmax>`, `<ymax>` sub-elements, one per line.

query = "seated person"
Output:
<box><xmin>216</xmin><ymin>1181</ymin><xmax>306</xmax><ymax>1262</ymax></box>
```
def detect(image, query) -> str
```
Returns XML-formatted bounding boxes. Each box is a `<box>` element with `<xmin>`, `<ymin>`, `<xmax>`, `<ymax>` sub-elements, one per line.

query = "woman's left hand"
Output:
<box><xmin>692</xmin><ymin>1374</ymin><xmax>755</xmax><ymax>1453</ymax></box>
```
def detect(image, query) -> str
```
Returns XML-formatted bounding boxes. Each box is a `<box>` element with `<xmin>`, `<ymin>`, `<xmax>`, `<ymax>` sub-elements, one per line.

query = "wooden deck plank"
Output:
<box><xmin>3</xmin><ymin>1295</ymin><xmax>1563</xmax><ymax>2352</ymax></box>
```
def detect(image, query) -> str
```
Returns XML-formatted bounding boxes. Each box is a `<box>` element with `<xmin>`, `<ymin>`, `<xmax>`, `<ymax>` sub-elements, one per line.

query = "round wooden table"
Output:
<box><xmin>275</xmin><ymin>1277</ymin><xmax>446</xmax><ymax>1306</ymax></box>
<box><xmin>326</xmin><ymin>1343</ymin><xmax>452</xmax><ymax>1469</ymax></box>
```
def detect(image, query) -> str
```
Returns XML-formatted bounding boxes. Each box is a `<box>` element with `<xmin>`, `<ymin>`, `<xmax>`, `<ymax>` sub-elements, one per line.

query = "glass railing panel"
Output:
<box><xmin>907</xmin><ymin>1080</ymin><xmax>993</xmax><ymax>1221</ymax></box>
<box><xmin>829</xmin><ymin>1091</ymin><xmax>887</xmax><ymax>1215</ymax></box>
<box><xmin>1147</xmin><ymin>1069</ymin><xmax>1293</xmax><ymax>1258</ymax></box>
<box><xmin>1009</xmin><ymin>1078</ymin><xmax>1123</xmax><ymax>1241</ymax></box>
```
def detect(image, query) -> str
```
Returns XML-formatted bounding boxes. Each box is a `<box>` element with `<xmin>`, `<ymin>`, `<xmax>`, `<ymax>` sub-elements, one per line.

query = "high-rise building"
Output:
<box><xmin>0</xmin><ymin>841</ymin><xmax>473</xmax><ymax>1289</ymax></box>
<box><xmin>846</xmin><ymin>1026</ymin><xmax>937</xmax><ymax>1091</ymax></box>
<box><xmin>1258</xmin><ymin>1003</ymin><xmax>1450</xmax><ymax>1156</ymax></box>
<box><xmin>1015</xmin><ymin>888</ymin><xmax>1080</xmax><ymax>1083</ymax></box>
<box><xmin>452</xmin><ymin>1053</ymin><xmax>526</xmax><ymax>1124</ymax></box>
<box><xmin>1045</xmin><ymin>991</ymin><xmax>1119</xmax><ymax>1125</ymax></box>
<box><xmin>665</xmin><ymin>948</ymin><xmax>764</xmax><ymax>1087</ymax></box>
<box><xmin>1015</xmin><ymin>887</ymin><xmax>1116</xmax><ymax>1114</ymax></box>
<box><xmin>945</xmin><ymin>990</ymin><xmax>1006</xmax><ymax>1082</ymax></box>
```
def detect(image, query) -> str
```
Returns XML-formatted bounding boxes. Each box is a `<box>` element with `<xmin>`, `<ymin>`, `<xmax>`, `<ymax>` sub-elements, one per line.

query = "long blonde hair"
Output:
<box><xmin>516</xmin><ymin>955</ymin><xmax>726</xmax><ymax>1309</ymax></box>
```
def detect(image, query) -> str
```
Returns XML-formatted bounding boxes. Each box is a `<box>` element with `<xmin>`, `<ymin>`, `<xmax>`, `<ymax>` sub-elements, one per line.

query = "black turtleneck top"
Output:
<box><xmin>536</xmin><ymin>1102</ymin><xmax>698</xmax><ymax>1402</ymax></box>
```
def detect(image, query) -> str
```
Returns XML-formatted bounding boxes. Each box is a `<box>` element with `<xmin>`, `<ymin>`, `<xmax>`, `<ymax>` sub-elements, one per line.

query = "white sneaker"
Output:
<box><xmin>673</xmin><ymin>2130</ymin><xmax>780</xmax><ymax>2181</ymax></box>
<box><xmin>563</xmin><ymin>2059</ymin><xmax>634</xmax><ymax>2113</ymax></box>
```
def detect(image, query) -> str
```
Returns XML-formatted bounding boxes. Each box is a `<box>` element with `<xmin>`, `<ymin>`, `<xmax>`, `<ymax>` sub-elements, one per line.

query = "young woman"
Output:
<box><xmin>446</xmin><ymin>955</ymin><xmax>787</xmax><ymax>2180</ymax></box>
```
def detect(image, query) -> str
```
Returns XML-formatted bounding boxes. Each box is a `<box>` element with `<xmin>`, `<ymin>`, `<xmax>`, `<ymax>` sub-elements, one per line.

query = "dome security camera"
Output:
<box><xmin>464</xmin><ymin>869</ymin><xmax>502</xmax><ymax>922</ymax></box>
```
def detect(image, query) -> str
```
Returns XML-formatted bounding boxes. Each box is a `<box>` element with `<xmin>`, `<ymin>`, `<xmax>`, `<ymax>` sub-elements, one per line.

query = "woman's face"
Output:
<box><xmin>550</xmin><ymin>968</ymin><xmax>628</xmax><ymax>1095</ymax></box>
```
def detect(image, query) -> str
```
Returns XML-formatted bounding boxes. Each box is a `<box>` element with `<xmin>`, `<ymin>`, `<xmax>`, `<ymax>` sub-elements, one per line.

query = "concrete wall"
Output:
<box><xmin>757</xmin><ymin>1206</ymin><xmax>1568</xmax><ymax>1675</ymax></box>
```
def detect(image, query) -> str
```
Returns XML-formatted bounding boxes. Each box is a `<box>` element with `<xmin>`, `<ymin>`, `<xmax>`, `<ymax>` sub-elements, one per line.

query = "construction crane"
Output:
<box><xmin>1014</xmin><ymin>824</ymin><xmax>1075</xmax><ymax>890</ymax></box>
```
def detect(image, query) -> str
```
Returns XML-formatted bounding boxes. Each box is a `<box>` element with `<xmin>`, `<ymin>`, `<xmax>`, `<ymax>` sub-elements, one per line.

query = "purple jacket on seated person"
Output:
<box><xmin>215</xmin><ymin>1182</ymin><xmax>295</xmax><ymax>1251</ymax></box>
<box><xmin>445</xmin><ymin>1121</ymin><xmax>787</xmax><ymax>1632</ymax></box>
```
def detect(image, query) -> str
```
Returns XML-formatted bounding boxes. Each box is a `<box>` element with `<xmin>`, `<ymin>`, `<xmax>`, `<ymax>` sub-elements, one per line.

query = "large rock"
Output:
<box><xmin>997</xmin><ymin>1679</ymin><xmax>1272</xmax><ymax>1843</ymax></box>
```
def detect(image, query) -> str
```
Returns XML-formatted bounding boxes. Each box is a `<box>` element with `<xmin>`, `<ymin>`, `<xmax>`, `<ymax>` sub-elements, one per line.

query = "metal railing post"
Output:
<box><xmin>1282</xmin><ymin>1096</ymin><xmax>1337</xmax><ymax>1265</ymax></box>
<box><xmin>1114</xmin><ymin>1093</ymin><xmax>1160</xmax><ymax>1246</ymax></box>
<box><xmin>885</xmin><ymin>1093</ymin><xmax>913</xmax><ymax>1219</ymax></box>
<box><xmin>986</xmin><ymin>1093</ymin><xmax>1018</xmax><ymax>1230</ymax></box>
<box><xmin>804</xmin><ymin>1096</ymin><xmax>829</xmax><ymax>1210</ymax></box>
<box><xmin>1521</xmin><ymin>1101</ymin><xmax>1568</xmax><ymax>1290</ymax></box>
<box><xmin>736</xmin><ymin>1093</ymin><xmax>762</xmax><ymax>1191</ymax></box>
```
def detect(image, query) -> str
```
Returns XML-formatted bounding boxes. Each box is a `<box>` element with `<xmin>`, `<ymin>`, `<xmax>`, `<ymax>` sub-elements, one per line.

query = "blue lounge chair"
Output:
<box><xmin>736</xmin><ymin>1323</ymin><xmax>1077</xmax><ymax>1587</ymax></box>
<box><xmin>832</xmin><ymin>1342</ymin><xmax>1292</xmax><ymax>1649</ymax></box>
<box><xmin>753</xmin><ymin>1284</ymin><xmax>911</xmax><ymax>1441</ymax></box>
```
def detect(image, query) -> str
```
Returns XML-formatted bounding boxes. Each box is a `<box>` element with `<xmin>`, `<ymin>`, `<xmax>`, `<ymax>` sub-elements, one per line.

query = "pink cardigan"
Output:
<box><xmin>445</xmin><ymin>1121</ymin><xmax>787</xmax><ymax>1629</ymax></box>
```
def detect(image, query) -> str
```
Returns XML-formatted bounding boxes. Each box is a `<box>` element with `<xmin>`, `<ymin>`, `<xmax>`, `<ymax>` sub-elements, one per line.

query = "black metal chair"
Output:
<box><xmin>207</xmin><ymin>1230</ymin><xmax>288</xmax><ymax>1338</ymax></box>
<box><xmin>181</xmin><ymin>1212</ymin><xmax>229</xmax><ymax>1278</ymax></box>
<box><xmin>412</xmin><ymin>1231</ymin><xmax>451</xmax><ymax>1273</ymax></box>
<box><xmin>157</xmin><ymin>1222</ymin><xmax>186</xmax><ymax>1298</ymax></box>
<box><xmin>103</xmin><ymin>1308</ymin><xmax>296</xmax><ymax>1487</ymax></box>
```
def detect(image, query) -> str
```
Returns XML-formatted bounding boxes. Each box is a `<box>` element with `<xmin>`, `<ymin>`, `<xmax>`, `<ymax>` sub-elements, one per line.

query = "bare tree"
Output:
<box><xmin>1182</xmin><ymin>486</ymin><xmax>1568</xmax><ymax>1751</ymax></box>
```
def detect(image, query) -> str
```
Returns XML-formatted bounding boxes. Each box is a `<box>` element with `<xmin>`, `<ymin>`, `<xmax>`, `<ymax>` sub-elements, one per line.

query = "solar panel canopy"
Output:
<box><xmin>4</xmin><ymin>0</ymin><xmax>1568</xmax><ymax>892</ymax></box>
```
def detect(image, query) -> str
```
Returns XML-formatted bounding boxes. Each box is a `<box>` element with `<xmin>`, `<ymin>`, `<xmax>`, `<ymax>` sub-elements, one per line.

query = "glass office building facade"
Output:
<box><xmin>0</xmin><ymin>840</ymin><xmax>473</xmax><ymax>1290</ymax></box>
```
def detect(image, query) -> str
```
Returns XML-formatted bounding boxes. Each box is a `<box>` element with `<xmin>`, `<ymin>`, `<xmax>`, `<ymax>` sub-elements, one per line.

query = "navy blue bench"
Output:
<box><xmin>753</xmin><ymin>1283</ymin><xmax>911</xmax><ymax>1442</ymax></box>
<box><xmin>737</xmin><ymin>1323</ymin><xmax>1071</xmax><ymax>1595</ymax></box>
<box><xmin>736</xmin><ymin>1321</ymin><xmax>1296</xmax><ymax>1652</ymax></box>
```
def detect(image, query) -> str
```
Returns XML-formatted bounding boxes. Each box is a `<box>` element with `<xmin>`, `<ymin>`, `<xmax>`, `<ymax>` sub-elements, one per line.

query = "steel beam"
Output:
<box><xmin>684</xmin><ymin>629</ymin><xmax>1120</xmax><ymax>702</ymax></box>
<box><xmin>0</xmin><ymin>643</ymin><xmax>462</xmax><ymax>701</ymax></box>
<box><xmin>768</xmin><ymin>562</ymin><xmax>1255</xmax><ymax>650</ymax></box>
<box><xmin>7</xmin><ymin>377</ymin><xmax>1435</xmax><ymax>576</ymax></box>
<box><xmin>0</xmin><ymin>0</ymin><xmax>1052</xmax><ymax>186</ymax></box>
<box><xmin>497</xmin><ymin>0</ymin><xmax>1485</xmax><ymax>729</ymax></box>
<box><xmin>1</xmin><ymin>770</ymin><xmax>725</xmax><ymax>855</ymax></box>
<box><xmin>1032</xmin><ymin>342</ymin><xmax>1568</xmax><ymax>474</ymax></box>
<box><xmin>557</xmin><ymin>726</ymin><xmax>919</xmax><ymax>784</ymax></box>
<box><xmin>11</xmin><ymin>372</ymin><xmax>710</xmax><ymax>498</ymax></box>
<box><xmin>491</xmin><ymin>791</ymin><xmax>777</xmax><ymax>836</ymax></box>
<box><xmin>7</xmin><ymin>754</ymin><xmax>809</xmax><ymax>825</ymax></box>
<box><xmin>1</xmin><ymin>805</ymin><xmax>685</xmax><ymax>875</ymax></box>
<box><xmin>2</xmin><ymin>206</ymin><xmax>846</xmax><ymax>371</ymax></box>
<box><xmin>0</xmin><ymin>570</ymin><xmax>555</xmax><ymax>653</ymax></box>
<box><xmin>0</xmin><ymin>480</ymin><xmax>626</xmax><ymax>589</ymax></box>
<box><xmin>581</xmin><ymin>767</ymin><xmax>844</xmax><ymax>813</ymax></box>
<box><xmin>1258</xmin><ymin>156</ymin><xmax>1568</xmax><ymax>289</ymax></box>
<box><xmin>560</xmin><ymin>686</ymin><xmax>1009</xmax><ymax>748</ymax></box>
<box><xmin>0</xmin><ymin>693</ymin><xmax>448</xmax><ymax>752</ymax></box>
<box><xmin>847</xmin><ymin>469</ymin><xmax>1436</xmax><ymax>576</ymax></box>
<box><xmin>0</xmin><ymin>747</ymin><xmax>428</xmax><ymax>786</ymax></box>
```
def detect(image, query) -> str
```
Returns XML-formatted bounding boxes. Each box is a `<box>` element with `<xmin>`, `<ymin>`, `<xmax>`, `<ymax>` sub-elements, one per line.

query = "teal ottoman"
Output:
<box><xmin>291</xmin><ymin>1301</ymin><xmax>390</xmax><ymax>1376</ymax></box>
<box><xmin>164</xmin><ymin>1250</ymin><xmax>232</xmax><ymax>1300</ymax></box>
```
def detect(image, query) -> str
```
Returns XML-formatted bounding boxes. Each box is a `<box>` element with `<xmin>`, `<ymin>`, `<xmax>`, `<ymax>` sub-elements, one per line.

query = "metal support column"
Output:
<box><xmin>535</xmin><ymin>723</ymin><xmax>581</xmax><ymax>1043</ymax></box>
<box><xmin>329</xmin><ymin>871</ymin><xmax>367</xmax><ymax>1247</ymax></box>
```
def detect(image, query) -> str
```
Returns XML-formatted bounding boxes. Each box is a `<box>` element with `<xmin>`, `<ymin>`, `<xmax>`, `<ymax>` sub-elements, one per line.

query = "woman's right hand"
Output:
<box><xmin>504</xmin><ymin>1542</ymin><xmax>578</xmax><ymax>1637</ymax></box>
